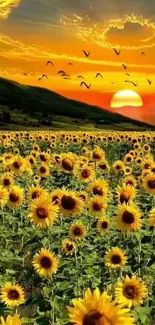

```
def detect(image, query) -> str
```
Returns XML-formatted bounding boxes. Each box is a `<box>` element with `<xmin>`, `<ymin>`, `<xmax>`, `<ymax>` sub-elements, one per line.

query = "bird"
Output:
<box><xmin>126</xmin><ymin>73</ymin><xmax>130</xmax><ymax>76</ymax></box>
<box><xmin>38</xmin><ymin>78</ymin><xmax>42</xmax><ymax>82</ymax></box>
<box><xmin>46</xmin><ymin>61</ymin><xmax>54</xmax><ymax>66</ymax></box>
<box><xmin>80</xmin><ymin>81</ymin><xmax>91</xmax><ymax>89</ymax></box>
<box><xmin>42</xmin><ymin>74</ymin><xmax>48</xmax><ymax>79</ymax></box>
<box><xmin>95</xmin><ymin>73</ymin><xmax>103</xmax><ymax>79</ymax></box>
<box><xmin>23</xmin><ymin>73</ymin><xmax>28</xmax><ymax>76</ymax></box>
<box><xmin>122</xmin><ymin>64</ymin><xmax>127</xmax><ymax>70</ymax></box>
<box><xmin>58</xmin><ymin>70</ymin><xmax>66</xmax><ymax>75</ymax></box>
<box><xmin>125</xmin><ymin>80</ymin><xmax>138</xmax><ymax>87</ymax></box>
<box><xmin>113</xmin><ymin>48</ymin><xmax>121</xmax><ymax>55</ymax></box>
<box><xmin>77</xmin><ymin>75</ymin><xmax>84</xmax><ymax>79</ymax></box>
<box><xmin>147</xmin><ymin>79</ymin><xmax>152</xmax><ymax>85</ymax></box>
<box><xmin>68</xmin><ymin>62</ymin><xmax>73</xmax><ymax>66</ymax></box>
<box><xmin>82</xmin><ymin>50</ymin><xmax>90</xmax><ymax>57</ymax></box>
<box><xmin>141</xmin><ymin>52</ymin><xmax>146</xmax><ymax>55</ymax></box>
<box><xmin>64</xmin><ymin>77</ymin><xmax>71</xmax><ymax>80</ymax></box>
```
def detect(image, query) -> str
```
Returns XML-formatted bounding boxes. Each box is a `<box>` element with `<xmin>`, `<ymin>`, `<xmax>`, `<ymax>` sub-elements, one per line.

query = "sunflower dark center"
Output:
<box><xmin>40</xmin><ymin>166</ymin><xmax>46</xmax><ymax>173</ymax></box>
<box><xmin>8</xmin><ymin>289</ymin><xmax>20</xmax><ymax>300</ymax></box>
<box><xmin>120</xmin><ymin>192</ymin><xmax>130</xmax><ymax>204</ymax></box>
<box><xmin>73</xmin><ymin>226</ymin><xmax>82</xmax><ymax>236</ymax></box>
<box><xmin>82</xmin><ymin>169</ymin><xmax>91</xmax><ymax>178</ymax></box>
<box><xmin>61</xmin><ymin>195</ymin><xmax>76</xmax><ymax>210</ymax></box>
<box><xmin>101</xmin><ymin>221</ymin><xmax>108</xmax><ymax>229</ymax></box>
<box><xmin>126</xmin><ymin>157</ymin><xmax>131</xmax><ymax>162</ymax></box>
<box><xmin>32</xmin><ymin>191</ymin><xmax>41</xmax><ymax>199</ymax></box>
<box><xmin>55</xmin><ymin>156</ymin><xmax>61</xmax><ymax>163</ymax></box>
<box><xmin>99</xmin><ymin>164</ymin><xmax>106</xmax><ymax>170</ymax></box>
<box><xmin>3</xmin><ymin>178</ymin><xmax>10</xmax><ymax>186</ymax></box>
<box><xmin>52</xmin><ymin>195</ymin><xmax>59</xmax><ymax>204</ymax></box>
<box><xmin>40</xmin><ymin>154</ymin><xmax>47</xmax><ymax>162</ymax></box>
<box><xmin>83</xmin><ymin>310</ymin><xmax>111</xmax><ymax>325</ymax></box>
<box><xmin>66</xmin><ymin>243</ymin><xmax>73</xmax><ymax>251</ymax></box>
<box><xmin>93</xmin><ymin>152</ymin><xmax>101</xmax><ymax>159</ymax></box>
<box><xmin>29</xmin><ymin>158</ymin><xmax>34</xmax><ymax>164</ymax></box>
<box><xmin>126</xmin><ymin>181</ymin><xmax>133</xmax><ymax>186</ymax></box>
<box><xmin>93</xmin><ymin>202</ymin><xmax>102</xmax><ymax>211</ymax></box>
<box><xmin>111</xmin><ymin>254</ymin><xmax>122</xmax><ymax>264</ymax></box>
<box><xmin>144</xmin><ymin>163</ymin><xmax>150</xmax><ymax>169</ymax></box>
<box><xmin>36</xmin><ymin>207</ymin><xmax>48</xmax><ymax>219</ymax></box>
<box><xmin>122</xmin><ymin>210</ymin><xmax>135</xmax><ymax>224</ymax></box>
<box><xmin>148</xmin><ymin>179</ymin><xmax>155</xmax><ymax>189</ymax></box>
<box><xmin>116</xmin><ymin>165</ymin><xmax>121</xmax><ymax>170</ymax></box>
<box><xmin>79</xmin><ymin>194</ymin><xmax>86</xmax><ymax>201</ymax></box>
<box><xmin>123</xmin><ymin>285</ymin><xmax>138</xmax><ymax>299</ymax></box>
<box><xmin>93</xmin><ymin>186</ymin><xmax>103</xmax><ymax>196</ymax></box>
<box><xmin>62</xmin><ymin>158</ymin><xmax>73</xmax><ymax>171</ymax></box>
<box><xmin>9</xmin><ymin>193</ymin><xmax>19</xmax><ymax>202</ymax></box>
<box><xmin>13</xmin><ymin>161</ymin><xmax>21</xmax><ymax>169</ymax></box>
<box><xmin>40</xmin><ymin>256</ymin><xmax>52</xmax><ymax>268</ymax></box>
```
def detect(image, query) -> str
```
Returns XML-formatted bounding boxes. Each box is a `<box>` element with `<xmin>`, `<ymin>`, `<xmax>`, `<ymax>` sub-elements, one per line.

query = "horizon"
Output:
<box><xmin>0</xmin><ymin>1</ymin><xmax>155</xmax><ymax>124</ymax></box>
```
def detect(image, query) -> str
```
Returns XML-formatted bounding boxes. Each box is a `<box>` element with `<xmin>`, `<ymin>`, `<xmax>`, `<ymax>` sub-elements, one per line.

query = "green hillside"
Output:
<box><xmin>0</xmin><ymin>77</ymin><xmax>154</xmax><ymax>131</ymax></box>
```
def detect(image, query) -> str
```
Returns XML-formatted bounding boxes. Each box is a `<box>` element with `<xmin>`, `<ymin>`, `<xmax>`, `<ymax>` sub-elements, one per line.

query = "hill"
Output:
<box><xmin>0</xmin><ymin>77</ymin><xmax>154</xmax><ymax>131</ymax></box>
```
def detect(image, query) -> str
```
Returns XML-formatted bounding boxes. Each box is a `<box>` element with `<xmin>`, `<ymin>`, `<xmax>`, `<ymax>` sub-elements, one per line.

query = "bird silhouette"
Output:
<box><xmin>58</xmin><ymin>70</ymin><xmax>66</xmax><ymax>75</ymax></box>
<box><xmin>141</xmin><ymin>52</ymin><xmax>146</xmax><ymax>55</ymax></box>
<box><xmin>23</xmin><ymin>73</ymin><xmax>28</xmax><ymax>76</ymax></box>
<box><xmin>46</xmin><ymin>61</ymin><xmax>54</xmax><ymax>66</ymax></box>
<box><xmin>82</xmin><ymin>50</ymin><xmax>90</xmax><ymax>57</ymax></box>
<box><xmin>78</xmin><ymin>75</ymin><xmax>84</xmax><ymax>79</ymax></box>
<box><xmin>64</xmin><ymin>77</ymin><xmax>71</xmax><ymax>80</ymax></box>
<box><xmin>38</xmin><ymin>78</ymin><xmax>42</xmax><ymax>82</ymax></box>
<box><xmin>113</xmin><ymin>48</ymin><xmax>121</xmax><ymax>55</ymax></box>
<box><xmin>95</xmin><ymin>73</ymin><xmax>103</xmax><ymax>79</ymax></box>
<box><xmin>147</xmin><ymin>79</ymin><xmax>152</xmax><ymax>85</ymax></box>
<box><xmin>126</xmin><ymin>73</ymin><xmax>130</xmax><ymax>76</ymax></box>
<box><xmin>122</xmin><ymin>64</ymin><xmax>127</xmax><ymax>70</ymax></box>
<box><xmin>42</xmin><ymin>74</ymin><xmax>48</xmax><ymax>79</ymax></box>
<box><xmin>68</xmin><ymin>62</ymin><xmax>73</xmax><ymax>66</ymax></box>
<box><xmin>125</xmin><ymin>80</ymin><xmax>138</xmax><ymax>87</ymax></box>
<box><xmin>80</xmin><ymin>82</ymin><xmax>91</xmax><ymax>89</ymax></box>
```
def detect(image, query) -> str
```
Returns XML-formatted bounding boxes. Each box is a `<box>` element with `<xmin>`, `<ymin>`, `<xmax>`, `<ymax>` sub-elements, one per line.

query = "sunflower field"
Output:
<box><xmin>1</xmin><ymin>130</ymin><xmax>155</xmax><ymax>325</ymax></box>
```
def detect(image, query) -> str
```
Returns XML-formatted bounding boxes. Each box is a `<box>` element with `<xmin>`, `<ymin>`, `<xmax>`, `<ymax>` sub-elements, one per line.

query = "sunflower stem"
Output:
<box><xmin>138</xmin><ymin>235</ymin><xmax>141</xmax><ymax>277</ymax></box>
<box><xmin>74</xmin><ymin>247</ymin><xmax>80</xmax><ymax>297</ymax></box>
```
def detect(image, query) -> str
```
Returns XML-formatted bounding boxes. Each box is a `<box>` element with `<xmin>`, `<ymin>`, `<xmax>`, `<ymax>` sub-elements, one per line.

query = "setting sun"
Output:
<box><xmin>110</xmin><ymin>90</ymin><xmax>143</xmax><ymax>108</ymax></box>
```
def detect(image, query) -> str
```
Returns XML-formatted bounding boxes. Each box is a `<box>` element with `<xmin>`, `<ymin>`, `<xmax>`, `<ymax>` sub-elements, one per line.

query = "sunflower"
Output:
<box><xmin>123</xmin><ymin>176</ymin><xmax>137</xmax><ymax>188</ymax></box>
<box><xmin>28</xmin><ymin>194</ymin><xmax>59</xmax><ymax>228</ymax></box>
<box><xmin>149</xmin><ymin>207</ymin><xmax>155</xmax><ymax>226</ymax></box>
<box><xmin>38</xmin><ymin>163</ymin><xmax>50</xmax><ymax>178</ymax></box>
<box><xmin>7</xmin><ymin>186</ymin><xmax>24</xmax><ymax>208</ymax></box>
<box><xmin>9</xmin><ymin>156</ymin><xmax>26</xmax><ymax>174</ymax></box>
<box><xmin>0</xmin><ymin>283</ymin><xmax>25</xmax><ymax>307</ymax></box>
<box><xmin>124</xmin><ymin>154</ymin><xmax>134</xmax><ymax>165</ymax></box>
<box><xmin>97</xmin><ymin>216</ymin><xmax>110</xmax><ymax>234</ymax></box>
<box><xmin>143</xmin><ymin>144</ymin><xmax>151</xmax><ymax>153</ymax></box>
<box><xmin>92</xmin><ymin>147</ymin><xmax>105</xmax><ymax>161</ymax></box>
<box><xmin>117</xmin><ymin>184</ymin><xmax>137</xmax><ymax>204</ymax></box>
<box><xmin>59</xmin><ymin>189</ymin><xmax>84</xmax><ymax>217</ymax></box>
<box><xmin>75</xmin><ymin>164</ymin><xmax>96</xmax><ymax>183</ymax></box>
<box><xmin>62</xmin><ymin>239</ymin><xmax>76</xmax><ymax>255</ymax></box>
<box><xmin>88</xmin><ymin>196</ymin><xmax>107</xmax><ymax>217</ymax></box>
<box><xmin>115</xmin><ymin>275</ymin><xmax>148</xmax><ymax>308</ymax></box>
<box><xmin>125</xmin><ymin>166</ymin><xmax>132</xmax><ymax>175</ymax></box>
<box><xmin>0</xmin><ymin>172</ymin><xmax>14</xmax><ymax>189</ymax></box>
<box><xmin>32</xmin><ymin>248</ymin><xmax>59</xmax><ymax>278</ymax></box>
<box><xmin>142</xmin><ymin>159</ymin><xmax>153</xmax><ymax>170</ymax></box>
<box><xmin>98</xmin><ymin>159</ymin><xmax>110</xmax><ymax>174</ymax></box>
<box><xmin>105</xmin><ymin>247</ymin><xmax>127</xmax><ymax>269</ymax></box>
<box><xmin>28</xmin><ymin>185</ymin><xmax>48</xmax><ymax>200</ymax></box>
<box><xmin>0</xmin><ymin>185</ymin><xmax>9</xmax><ymax>207</ymax></box>
<box><xmin>67</xmin><ymin>287</ymin><xmax>135</xmax><ymax>325</ymax></box>
<box><xmin>116</xmin><ymin>203</ymin><xmax>142</xmax><ymax>231</ymax></box>
<box><xmin>0</xmin><ymin>315</ymin><xmax>21</xmax><ymax>325</ymax></box>
<box><xmin>70</xmin><ymin>221</ymin><xmax>87</xmax><ymax>240</ymax></box>
<box><xmin>51</xmin><ymin>189</ymin><xmax>63</xmax><ymax>205</ymax></box>
<box><xmin>113</xmin><ymin>160</ymin><xmax>125</xmax><ymax>173</ymax></box>
<box><xmin>143</xmin><ymin>173</ymin><xmax>155</xmax><ymax>195</ymax></box>
<box><xmin>60</xmin><ymin>153</ymin><xmax>76</xmax><ymax>174</ymax></box>
<box><xmin>88</xmin><ymin>179</ymin><xmax>109</xmax><ymax>198</ymax></box>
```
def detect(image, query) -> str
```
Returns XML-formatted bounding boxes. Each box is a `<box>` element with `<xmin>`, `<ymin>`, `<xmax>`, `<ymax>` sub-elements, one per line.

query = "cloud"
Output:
<box><xmin>1</xmin><ymin>32</ymin><xmax>155</xmax><ymax>71</ymax></box>
<box><xmin>0</xmin><ymin>0</ymin><xmax>22</xmax><ymax>19</ymax></box>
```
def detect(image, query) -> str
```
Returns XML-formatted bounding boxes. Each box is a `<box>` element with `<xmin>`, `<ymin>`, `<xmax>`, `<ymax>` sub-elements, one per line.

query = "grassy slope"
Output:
<box><xmin>0</xmin><ymin>77</ymin><xmax>154</xmax><ymax>131</ymax></box>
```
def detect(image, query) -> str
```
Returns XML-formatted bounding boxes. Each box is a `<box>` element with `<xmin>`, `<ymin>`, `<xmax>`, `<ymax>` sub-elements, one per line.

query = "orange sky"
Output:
<box><xmin>1</xmin><ymin>1</ymin><xmax>155</xmax><ymax>124</ymax></box>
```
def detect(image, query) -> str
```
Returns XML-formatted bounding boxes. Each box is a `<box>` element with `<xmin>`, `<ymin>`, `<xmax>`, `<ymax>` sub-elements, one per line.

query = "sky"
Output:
<box><xmin>0</xmin><ymin>0</ymin><xmax>155</xmax><ymax>124</ymax></box>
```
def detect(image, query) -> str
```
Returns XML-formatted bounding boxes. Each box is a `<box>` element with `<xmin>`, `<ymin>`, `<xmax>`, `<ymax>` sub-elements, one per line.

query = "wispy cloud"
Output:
<box><xmin>0</xmin><ymin>0</ymin><xmax>22</xmax><ymax>19</ymax></box>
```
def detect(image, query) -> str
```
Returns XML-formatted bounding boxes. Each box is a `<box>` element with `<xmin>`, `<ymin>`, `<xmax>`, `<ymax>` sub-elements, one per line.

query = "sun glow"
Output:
<box><xmin>110</xmin><ymin>90</ymin><xmax>143</xmax><ymax>108</ymax></box>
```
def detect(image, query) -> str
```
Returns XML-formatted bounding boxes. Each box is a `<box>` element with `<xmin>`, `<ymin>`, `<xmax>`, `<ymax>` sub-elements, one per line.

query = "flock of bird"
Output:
<box><xmin>23</xmin><ymin>48</ymin><xmax>152</xmax><ymax>89</ymax></box>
